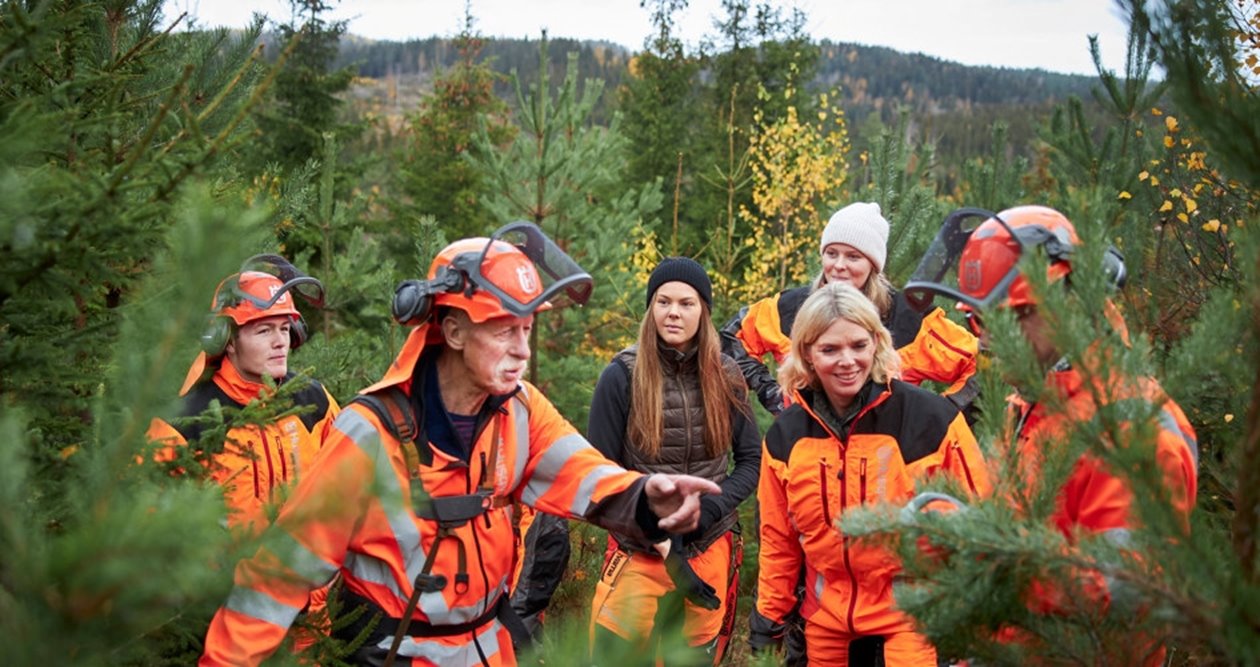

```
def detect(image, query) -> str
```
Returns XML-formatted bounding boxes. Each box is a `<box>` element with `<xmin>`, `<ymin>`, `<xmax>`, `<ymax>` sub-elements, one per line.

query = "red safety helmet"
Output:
<box><xmin>391</xmin><ymin>221</ymin><xmax>594</xmax><ymax>325</ymax></box>
<box><xmin>905</xmin><ymin>206</ymin><xmax>1101</xmax><ymax>312</ymax></box>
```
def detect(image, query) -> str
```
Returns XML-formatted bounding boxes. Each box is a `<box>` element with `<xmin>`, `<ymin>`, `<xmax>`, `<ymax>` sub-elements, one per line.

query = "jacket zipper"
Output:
<box><xmin>928</xmin><ymin>327</ymin><xmax>974</xmax><ymax>357</ymax></box>
<box><xmin>840</xmin><ymin>454</ymin><xmax>858</xmax><ymax>634</ymax></box>
<box><xmin>819</xmin><ymin>461</ymin><xmax>832</xmax><ymax>527</ymax></box>
<box><xmin>261</xmin><ymin>429</ymin><xmax>276</xmax><ymax>498</ymax></box>
<box><xmin>678</xmin><ymin>372</ymin><xmax>692</xmax><ymax>473</ymax></box>
<box><xmin>952</xmin><ymin>442</ymin><xmax>979</xmax><ymax>493</ymax></box>
<box><xmin>859</xmin><ymin>458</ymin><xmax>868</xmax><ymax>504</ymax></box>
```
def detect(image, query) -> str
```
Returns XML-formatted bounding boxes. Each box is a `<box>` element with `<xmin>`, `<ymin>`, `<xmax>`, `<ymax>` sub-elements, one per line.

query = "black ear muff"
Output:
<box><xmin>391</xmin><ymin>266</ymin><xmax>467</xmax><ymax>326</ymax></box>
<box><xmin>290</xmin><ymin>316</ymin><xmax>308</xmax><ymax>349</ymax></box>
<box><xmin>392</xmin><ymin>279</ymin><xmax>435</xmax><ymax>326</ymax></box>
<box><xmin>1103</xmin><ymin>245</ymin><xmax>1127</xmax><ymax>291</ymax></box>
<box><xmin>200</xmin><ymin>315</ymin><xmax>234</xmax><ymax>357</ymax></box>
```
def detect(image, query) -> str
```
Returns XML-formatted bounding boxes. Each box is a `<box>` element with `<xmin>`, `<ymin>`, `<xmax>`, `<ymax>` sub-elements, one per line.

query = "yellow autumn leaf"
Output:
<box><xmin>1118</xmin><ymin>191</ymin><xmax>1132</xmax><ymax>200</ymax></box>
<box><xmin>1202</xmin><ymin>219</ymin><xmax>1221</xmax><ymax>232</ymax></box>
<box><xmin>1170</xmin><ymin>188</ymin><xmax>1182</xmax><ymax>198</ymax></box>
<box><xmin>1225</xmin><ymin>414</ymin><xmax>1234</xmax><ymax>423</ymax></box>
<box><xmin>1184</xmin><ymin>198</ymin><xmax>1198</xmax><ymax>213</ymax></box>
<box><xmin>1159</xmin><ymin>200</ymin><xmax>1173</xmax><ymax>212</ymax></box>
<box><xmin>1177</xmin><ymin>212</ymin><xmax>1189</xmax><ymax>223</ymax></box>
<box><xmin>1165</xmin><ymin>116</ymin><xmax>1179</xmax><ymax>132</ymax></box>
<box><xmin>1163</xmin><ymin>136</ymin><xmax>1174</xmax><ymax>148</ymax></box>
<box><xmin>1151</xmin><ymin>107</ymin><xmax>1163</xmax><ymax>116</ymax></box>
<box><xmin>1138</xmin><ymin>170</ymin><xmax>1149</xmax><ymax>181</ymax></box>
<box><xmin>1150</xmin><ymin>175</ymin><xmax>1160</xmax><ymax>186</ymax></box>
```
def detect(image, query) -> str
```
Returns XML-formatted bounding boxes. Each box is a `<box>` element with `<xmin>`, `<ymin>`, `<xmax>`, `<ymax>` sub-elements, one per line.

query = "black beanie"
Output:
<box><xmin>646</xmin><ymin>257</ymin><xmax>713</xmax><ymax>309</ymax></box>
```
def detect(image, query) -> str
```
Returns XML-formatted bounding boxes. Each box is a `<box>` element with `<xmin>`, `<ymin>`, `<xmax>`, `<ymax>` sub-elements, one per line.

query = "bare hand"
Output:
<box><xmin>645</xmin><ymin>474</ymin><xmax>721</xmax><ymax>533</ymax></box>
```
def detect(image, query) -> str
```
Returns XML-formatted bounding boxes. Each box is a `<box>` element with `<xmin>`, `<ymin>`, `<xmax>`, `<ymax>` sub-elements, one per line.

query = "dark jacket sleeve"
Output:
<box><xmin>699</xmin><ymin>400</ymin><xmax>761</xmax><ymax>526</ymax></box>
<box><xmin>720</xmin><ymin>306</ymin><xmax>785</xmax><ymax>415</ymax></box>
<box><xmin>586</xmin><ymin>359</ymin><xmax>631</xmax><ymax>462</ymax></box>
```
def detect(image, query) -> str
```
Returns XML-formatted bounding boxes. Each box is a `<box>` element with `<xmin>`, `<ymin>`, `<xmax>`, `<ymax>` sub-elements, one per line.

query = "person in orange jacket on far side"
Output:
<box><xmin>902</xmin><ymin>204</ymin><xmax>1199</xmax><ymax>665</ymax></box>
<box><xmin>750</xmin><ymin>282</ymin><xmax>991</xmax><ymax>666</ymax></box>
<box><xmin>198</xmin><ymin>222</ymin><xmax>721</xmax><ymax>667</ymax></box>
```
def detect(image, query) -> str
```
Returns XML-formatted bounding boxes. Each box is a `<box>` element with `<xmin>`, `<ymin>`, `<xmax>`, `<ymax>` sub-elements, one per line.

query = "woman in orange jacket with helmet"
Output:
<box><xmin>750</xmin><ymin>282</ymin><xmax>991</xmax><ymax>667</ymax></box>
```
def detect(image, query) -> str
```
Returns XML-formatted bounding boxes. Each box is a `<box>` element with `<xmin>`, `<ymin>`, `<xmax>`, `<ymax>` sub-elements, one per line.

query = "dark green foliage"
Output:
<box><xmin>0</xmin><ymin>0</ymin><xmax>266</xmax><ymax>482</ymax></box>
<box><xmin>392</xmin><ymin>22</ymin><xmax>515</xmax><ymax>241</ymax></box>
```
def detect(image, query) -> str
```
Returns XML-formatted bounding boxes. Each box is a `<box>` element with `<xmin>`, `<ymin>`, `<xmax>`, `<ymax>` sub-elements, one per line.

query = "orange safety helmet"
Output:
<box><xmin>958</xmin><ymin>206</ymin><xmax>1078</xmax><ymax>309</ymax></box>
<box><xmin>182</xmin><ymin>255</ymin><xmax>325</xmax><ymax>395</ymax></box>
<box><xmin>391</xmin><ymin>221</ymin><xmax>594</xmax><ymax>326</ymax></box>
<box><xmin>904</xmin><ymin>205</ymin><xmax>1122</xmax><ymax>313</ymax></box>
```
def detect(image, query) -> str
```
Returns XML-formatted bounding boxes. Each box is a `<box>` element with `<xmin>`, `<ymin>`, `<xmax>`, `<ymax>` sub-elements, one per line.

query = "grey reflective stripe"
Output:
<box><xmin>520</xmin><ymin>433</ymin><xmax>588</xmax><ymax>508</ymax></box>
<box><xmin>421</xmin><ymin>576</ymin><xmax>509</xmax><ymax>624</ymax></box>
<box><xmin>1101</xmin><ymin>527</ymin><xmax>1133</xmax><ymax>549</ymax></box>
<box><xmin>270</xmin><ymin>529</ymin><xmax>339</xmax><ymax>586</ymax></box>
<box><xmin>812</xmin><ymin>571</ymin><xmax>825</xmax><ymax>601</ymax></box>
<box><xmin>510</xmin><ymin>397</ymin><xmax>530</xmax><ymax>485</ymax></box>
<box><xmin>340</xmin><ymin>409</ymin><xmax>425</xmax><ymax>607</ymax></box>
<box><xmin>570</xmin><ymin>464</ymin><xmax>628</xmax><ymax>517</ymax></box>
<box><xmin>382</xmin><ymin>618</ymin><xmax>504</xmax><ymax>665</ymax></box>
<box><xmin>1158</xmin><ymin>407</ymin><xmax>1199</xmax><ymax>466</ymax></box>
<box><xmin>345</xmin><ymin>552</ymin><xmax>409</xmax><ymax>603</ymax></box>
<box><xmin>224</xmin><ymin>586</ymin><xmax>302</xmax><ymax>627</ymax></box>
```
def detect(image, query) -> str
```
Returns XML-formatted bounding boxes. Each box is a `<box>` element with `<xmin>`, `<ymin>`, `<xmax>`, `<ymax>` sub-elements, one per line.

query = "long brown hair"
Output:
<box><xmin>627</xmin><ymin>301</ymin><xmax>747</xmax><ymax>459</ymax></box>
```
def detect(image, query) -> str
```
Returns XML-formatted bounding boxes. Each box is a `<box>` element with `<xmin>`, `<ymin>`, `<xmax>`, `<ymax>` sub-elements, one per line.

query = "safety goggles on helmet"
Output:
<box><xmin>903</xmin><ymin>207</ymin><xmax>1077</xmax><ymax>313</ymax></box>
<box><xmin>211</xmin><ymin>254</ymin><xmax>326</xmax><ymax>325</ymax></box>
<box><xmin>445</xmin><ymin>221</ymin><xmax>593</xmax><ymax>319</ymax></box>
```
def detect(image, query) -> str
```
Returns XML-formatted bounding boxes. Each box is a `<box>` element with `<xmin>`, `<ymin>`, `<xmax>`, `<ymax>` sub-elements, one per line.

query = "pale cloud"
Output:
<box><xmin>163</xmin><ymin>0</ymin><xmax>1131</xmax><ymax>76</ymax></box>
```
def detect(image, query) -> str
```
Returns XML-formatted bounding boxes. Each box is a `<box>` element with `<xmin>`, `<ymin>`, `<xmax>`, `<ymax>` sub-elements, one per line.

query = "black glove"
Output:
<box><xmin>662</xmin><ymin>535</ymin><xmax>720</xmax><ymax>610</ymax></box>
<box><xmin>747</xmin><ymin>608</ymin><xmax>786</xmax><ymax>654</ymax></box>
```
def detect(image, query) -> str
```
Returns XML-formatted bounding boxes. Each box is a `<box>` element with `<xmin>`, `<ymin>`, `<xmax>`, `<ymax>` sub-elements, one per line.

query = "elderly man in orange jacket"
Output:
<box><xmin>199</xmin><ymin>222</ymin><xmax>721</xmax><ymax>667</ymax></box>
<box><xmin>903</xmin><ymin>205</ymin><xmax>1199</xmax><ymax>665</ymax></box>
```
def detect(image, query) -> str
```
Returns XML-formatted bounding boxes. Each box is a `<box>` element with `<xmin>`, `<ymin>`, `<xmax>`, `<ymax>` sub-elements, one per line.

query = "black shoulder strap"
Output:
<box><xmin>352</xmin><ymin>387</ymin><xmax>431</xmax><ymax>468</ymax></box>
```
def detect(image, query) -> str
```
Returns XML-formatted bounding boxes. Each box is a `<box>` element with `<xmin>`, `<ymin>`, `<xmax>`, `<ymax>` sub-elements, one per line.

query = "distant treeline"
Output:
<box><xmin>330</xmin><ymin>34</ymin><xmax>1104</xmax><ymax>164</ymax></box>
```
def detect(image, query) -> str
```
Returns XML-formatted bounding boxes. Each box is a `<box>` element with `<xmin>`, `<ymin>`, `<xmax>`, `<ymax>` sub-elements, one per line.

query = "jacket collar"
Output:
<box><xmin>655</xmin><ymin>338</ymin><xmax>699</xmax><ymax>374</ymax></box>
<box><xmin>211</xmin><ymin>356</ymin><xmax>272</xmax><ymax>405</ymax></box>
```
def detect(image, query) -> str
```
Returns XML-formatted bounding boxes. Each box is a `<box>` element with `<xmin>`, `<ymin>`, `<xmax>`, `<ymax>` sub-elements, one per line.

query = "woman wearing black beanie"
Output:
<box><xmin>586</xmin><ymin>256</ymin><xmax>760</xmax><ymax>665</ymax></box>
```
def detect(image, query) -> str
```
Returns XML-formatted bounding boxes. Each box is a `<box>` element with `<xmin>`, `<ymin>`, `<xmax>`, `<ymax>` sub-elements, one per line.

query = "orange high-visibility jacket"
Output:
<box><xmin>753</xmin><ymin>381</ymin><xmax>991</xmax><ymax>644</ymax></box>
<box><xmin>1008</xmin><ymin>360</ymin><xmax>1199</xmax><ymax>606</ymax></box>
<box><xmin>722</xmin><ymin>286</ymin><xmax>978</xmax><ymax>413</ymax></box>
<box><xmin>147</xmin><ymin>357</ymin><xmax>340</xmax><ymax>533</ymax></box>
<box><xmin>200</xmin><ymin>325</ymin><xmax>656</xmax><ymax>667</ymax></box>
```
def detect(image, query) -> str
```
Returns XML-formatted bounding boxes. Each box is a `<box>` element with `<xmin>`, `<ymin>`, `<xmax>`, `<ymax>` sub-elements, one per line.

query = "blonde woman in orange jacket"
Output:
<box><xmin>750</xmin><ymin>282</ymin><xmax>991</xmax><ymax>666</ymax></box>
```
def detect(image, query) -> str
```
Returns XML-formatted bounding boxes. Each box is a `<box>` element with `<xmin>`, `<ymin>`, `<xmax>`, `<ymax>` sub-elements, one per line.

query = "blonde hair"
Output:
<box><xmin>778</xmin><ymin>282</ymin><xmax>901</xmax><ymax>395</ymax></box>
<box><xmin>812</xmin><ymin>269</ymin><xmax>894</xmax><ymax>317</ymax></box>
<box><xmin>627</xmin><ymin>299</ymin><xmax>746</xmax><ymax>460</ymax></box>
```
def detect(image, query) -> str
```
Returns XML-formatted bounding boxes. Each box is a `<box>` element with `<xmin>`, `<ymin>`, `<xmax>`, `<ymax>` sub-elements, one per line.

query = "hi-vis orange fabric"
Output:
<box><xmin>1001</xmin><ymin>355</ymin><xmax>1198</xmax><ymax>665</ymax></box>
<box><xmin>753</xmin><ymin>381</ymin><xmax>990</xmax><ymax>666</ymax></box>
<box><xmin>730</xmin><ymin>286</ymin><xmax>977</xmax><ymax>410</ymax></box>
<box><xmin>199</xmin><ymin>324</ymin><xmax>652</xmax><ymax>667</ymax></box>
<box><xmin>147</xmin><ymin>356</ymin><xmax>339</xmax><ymax>533</ymax></box>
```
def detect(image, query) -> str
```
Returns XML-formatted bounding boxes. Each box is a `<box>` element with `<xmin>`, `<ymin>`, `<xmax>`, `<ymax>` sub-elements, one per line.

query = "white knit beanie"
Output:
<box><xmin>819</xmin><ymin>202</ymin><xmax>890</xmax><ymax>273</ymax></box>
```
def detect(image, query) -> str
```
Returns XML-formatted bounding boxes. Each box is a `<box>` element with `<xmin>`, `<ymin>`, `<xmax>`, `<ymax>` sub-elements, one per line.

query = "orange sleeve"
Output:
<box><xmin>754</xmin><ymin>441</ymin><xmax>802</xmax><ymax>624</ymax></box>
<box><xmin>737</xmin><ymin>295</ymin><xmax>792</xmax><ymax>364</ymax></box>
<box><xmin>897</xmin><ymin>307</ymin><xmax>978</xmax><ymax>393</ymax></box>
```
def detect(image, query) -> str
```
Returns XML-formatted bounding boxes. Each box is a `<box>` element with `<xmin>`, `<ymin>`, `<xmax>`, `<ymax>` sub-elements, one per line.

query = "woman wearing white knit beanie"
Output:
<box><xmin>720</xmin><ymin>201</ymin><xmax>980</xmax><ymax>419</ymax></box>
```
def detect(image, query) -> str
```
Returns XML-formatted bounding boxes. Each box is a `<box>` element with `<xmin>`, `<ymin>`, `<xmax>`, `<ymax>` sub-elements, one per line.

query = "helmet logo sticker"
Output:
<box><xmin>962</xmin><ymin>260</ymin><xmax>983</xmax><ymax>293</ymax></box>
<box><xmin>516</xmin><ymin>265</ymin><xmax>539</xmax><ymax>295</ymax></box>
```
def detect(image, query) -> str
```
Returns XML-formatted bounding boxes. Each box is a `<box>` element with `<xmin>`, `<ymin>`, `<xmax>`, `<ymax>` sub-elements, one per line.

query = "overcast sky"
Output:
<box><xmin>163</xmin><ymin>0</ymin><xmax>1133</xmax><ymax>76</ymax></box>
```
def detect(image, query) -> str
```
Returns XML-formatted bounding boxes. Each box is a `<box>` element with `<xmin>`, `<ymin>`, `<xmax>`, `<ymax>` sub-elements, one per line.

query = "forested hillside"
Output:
<box><xmin>2</xmin><ymin>0</ymin><xmax>1258</xmax><ymax>665</ymax></box>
